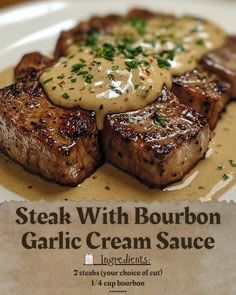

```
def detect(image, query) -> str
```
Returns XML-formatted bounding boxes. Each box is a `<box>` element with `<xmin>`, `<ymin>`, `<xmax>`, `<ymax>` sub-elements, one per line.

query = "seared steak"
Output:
<box><xmin>1</xmin><ymin>8</ymin><xmax>235</xmax><ymax>187</ymax></box>
<box><xmin>102</xmin><ymin>88</ymin><xmax>210</xmax><ymax>187</ymax></box>
<box><xmin>0</xmin><ymin>79</ymin><xmax>101</xmax><ymax>186</ymax></box>
<box><xmin>54</xmin><ymin>14</ymin><xmax>121</xmax><ymax>59</ymax></box>
<box><xmin>201</xmin><ymin>36</ymin><xmax>236</xmax><ymax>98</ymax></box>
<box><xmin>54</xmin><ymin>9</ymin><xmax>175</xmax><ymax>59</ymax></box>
<box><xmin>172</xmin><ymin>67</ymin><xmax>230</xmax><ymax>129</ymax></box>
<box><xmin>15</xmin><ymin>52</ymin><xmax>55</xmax><ymax>81</ymax></box>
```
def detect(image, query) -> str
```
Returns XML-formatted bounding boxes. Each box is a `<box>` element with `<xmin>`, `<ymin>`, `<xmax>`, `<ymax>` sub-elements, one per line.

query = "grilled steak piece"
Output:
<box><xmin>54</xmin><ymin>14</ymin><xmax>121</xmax><ymax>59</ymax></box>
<box><xmin>0</xmin><ymin>79</ymin><xmax>101</xmax><ymax>186</ymax></box>
<box><xmin>6</xmin><ymin>8</ymin><xmax>233</xmax><ymax>187</ymax></box>
<box><xmin>172</xmin><ymin>67</ymin><xmax>230</xmax><ymax>129</ymax></box>
<box><xmin>54</xmin><ymin>9</ymin><xmax>175</xmax><ymax>59</ymax></box>
<box><xmin>126</xmin><ymin>8</ymin><xmax>175</xmax><ymax>20</ymax></box>
<box><xmin>201</xmin><ymin>36</ymin><xmax>236</xmax><ymax>98</ymax></box>
<box><xmin>15</xmin><ymin>52</ymin><xmax>55</xmax><ymax>81</ymax></box>
<box><xmin>102</xmin><ymin>88</ymin><xmax>210</xmax><ymax>187</ymax></box>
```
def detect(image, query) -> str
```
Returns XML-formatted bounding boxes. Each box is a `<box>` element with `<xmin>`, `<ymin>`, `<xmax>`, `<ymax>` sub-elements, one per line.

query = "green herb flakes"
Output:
<box><xmin>85</xmin><ymin>74</ymin><xmax>94</xmax><ymax>84</ymax></box>
<box><xmin>57</xmin><ymin>74</ymin><xmax>65</xmax><ymax>80</ymax></box>
<box><xmin>109</xmin><ymin>85</ymin><xmax>122</xmax><ymax>95</ymax></box>
<box><xmin>196</xmin><ymin>39</ymin><xmax>205</xmax><ymax>46</ymax></box>
<box><xmin>153</xmin><ymin>114</ymin><xmax>166</xmax><ymax>127</ymax></box>
<box><xmin>229</xmin><ymin>160</ymin><xmax>236</xmax><ymax>167</ymax></box>
<box><xmin>222</xmin><ymin>174</ymin><xmax>230</xmax><ymax>181</ymax></box>
<box><xmin>128</xmin><ymin>118</ymin><xmax>136</xmax><ymax>124</ymax></box>
<box><xmin>111</xmin><ymin>65</ymin><xmax>119</xmax><ymax>71</ymax></box>
<box><xmin>62</xmin><ymin>93</ymin><xmax>70</xmax><ymax>99</ymax></box>
<box><xmin>130</xmin><ymin>17</ymin><xmax>147</xmax><ymax>35</ymax></box>
<box><xmin>157</xmin><ymin>58</ymin><xmax>171</xmax><ymax>68</ymax></box>
<box><xmin>72</xmin><ymin>63</ymin><xmax>86</xmax><ymax>72</ymax></box>
<box><xmin>43</xmin><ymin>77</ymin><xmax>53</xmax><ymax>84</ymax></box>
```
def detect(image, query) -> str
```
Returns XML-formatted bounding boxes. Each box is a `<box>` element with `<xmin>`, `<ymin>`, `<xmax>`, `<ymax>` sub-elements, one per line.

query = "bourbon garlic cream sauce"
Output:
<box><xmin>41</xmin><ymin>15</ymin><xmax>226</xmax><ymax>129</ymax></box>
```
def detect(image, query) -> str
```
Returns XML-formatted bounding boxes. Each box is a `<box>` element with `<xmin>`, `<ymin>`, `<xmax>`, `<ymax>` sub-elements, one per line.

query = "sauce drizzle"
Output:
<box><xmin>40</xmin><ymin>15</ymin><xmax>226</xmax><ymax>129</ymax></box>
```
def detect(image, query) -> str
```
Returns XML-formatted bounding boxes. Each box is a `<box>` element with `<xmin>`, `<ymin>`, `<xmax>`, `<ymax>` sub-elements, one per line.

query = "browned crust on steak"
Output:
<box><xmin>126</xmin><ymin>8</ymin><xmax>175</xmax><ymax>20</ymax></box>
<box><xmin>102</xmin><ymin>88</ymin><xmax>211</xmax><ymax>187</ymax></box>
<box><xmin>15</xmin><ymin>52</ymin><xmax>55</xmax><ymax>81</ymax></box>
<box><xmin>6</xmin><ymin>8</ymin><xmax>235</xmax><ymax>187</ymax></box>
<box><xmin>0</xmin><ymin>79</ymin><xmax>101</xmax><ymax>186</ymax></box>
<box><xmin>201</xmin><ymin>36</ymin><xmax>236</xmax><ymax>98</ymax></box>
<box><xmin>54</xmin><ymin>14</ymin><xmax>121</xmax><ymax>59</ymax></box>
<box><xmin>172</xmin><ymin>66</ymin><xmax>231</xmax><ymax>129</ymax></box>
<box><xmin>54</xmin><ymin>8</ymin><xmax>175</xmax><ymax>59</ymax></box>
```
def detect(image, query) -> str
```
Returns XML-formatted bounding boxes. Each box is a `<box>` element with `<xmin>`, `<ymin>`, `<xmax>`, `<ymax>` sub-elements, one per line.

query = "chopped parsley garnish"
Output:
<box><xmin>62</xmin><ymin>93</ymin><xmax>70</xmax><ymax>99</ymax></box>
<box><xmin>117</xmin><ymin>44</ymin><xmax>143</xmax><ymax>59</ymax></box>
<box><xmin>175</xmin><ymin>43</ymin><xmax>185</xmax><ymax>52</ymax></box>
<box><xmin>198</xmin><ymin>186</ymin><xmax>205</xmax><ymax>190</ymax></box>
<box><xmin>222</xmin><ymin>174</ymin><xmax>230</xmax><ymax>181</ymax></box>
<box><xmin>71</xmin><ymin>78</ymin><xmax>77</xmax><ymax>83</ymax></box>
<box><xmin>134</xmin><ymin>84</ymin><xmax>142</xmax><ymax>90</ymax></box>
<box><xmin>125</xmin><ymin>59</ymin><xmax>150</xmax><ymax>71</ymax></box>
<box><xmin>217</xmin><ymin>166</ymin><xmax>223</xmax><ymax>170</ymax></box>
<box><xmin>121</xmin><ymin>35</ymin><xmax>137</xmax><ymax>45</ymax></box>
<box><xmin>77</xmin><ymin>71</ymin><xmax>89</xmax><ymax>76</ymax></box>
<box><xmin>128</xmin><ymin>118</ymin><xmax>136</xmax><ymax>124</ymax></box>
<box><xmin>72</xmin><ymin>63</ymin><xmax>86</xmax><ymax>72</ymax></box>
<box><xmin>77</xmin><ymin>32</ymin><xmax>99</xmax><ymax>50</ymax></box>
<box><xmin>107</xmin><ymin>73</ymin><xmax>115</xmax><ymax>80</ymax></box>
<box><xmin>229</xmin><ymin>160</ymin><xmax>236</xmax><ymax>167</ymax></box>
<box><xmin>160</xmin><ymin>49</ymin><xmax>175</xmax><ymax>61</ymax></box>
<box><xmin>99</xmin><ymin>104</ymin><xmax>104</xmax><ymax>110</ymax></box>
<box><xmin>157</xmin><ymin>58</ymin><xmax>171</xmax><ymax>68</ymax></box>
<box><xmin>196</xmin><ymin>39</ymin><xmax>205</xmax><ymax>46</ymax></box>
<box><xmin>114</xmin><ymin>89</ymin><xmax>122</xmax><ymax>95</ymax></box>
<box><xmin>153</xmin><ymin>114</ymin><xmax>166</xmax><ymax>127</ymax></box>
<box><xmin>95</xmin><ymin>43</ymin><xmax>116</xmax><ymax>61</ymax></box>
<box><xmin>130</xmin><ymin>17</ymin><xmax>147</xmax><ymax>35</ymax></box>
<box><xmin>109</xmin><ymin>85</ymin><xmax>122</xmax><ymax>95</ymax></box>
<box><xmin>57</xmin><ymin>74</ymin><xmax>65</xmax><ymax>80</ymax></box>
<box><xmin>85</xmin><ymin>74</ymin><xmax>94</xmax><ymax>84</ymax></box>
<box><xmin>125</xmin><ymin>60</ymin><xmax>140</xmax><ymax>69</ymax></box>
<box><xmin>111</xmin><ymin>65</ymin><xmax>119</xmax><ymax>71</ymax></box>
<box><xmin>93</xmin><ymin>60</ymin><xmax>102</xmax><ymax>65</ymax></box>
<box><xmin>43</xmin><ymin>77</ymin><xmax>53</xmax><ymax>84</ymax></box>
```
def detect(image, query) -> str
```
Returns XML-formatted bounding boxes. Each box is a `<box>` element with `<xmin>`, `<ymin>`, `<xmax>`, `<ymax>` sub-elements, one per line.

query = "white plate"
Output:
<box><xmin>0</xmin><ymin>0</ymin><xmax>236</xmax><ymax>202</ymax></box>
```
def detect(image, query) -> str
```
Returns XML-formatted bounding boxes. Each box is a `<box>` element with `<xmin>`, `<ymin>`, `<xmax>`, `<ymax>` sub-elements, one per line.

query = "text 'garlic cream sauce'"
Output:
<box><xmin>40</xmin><ymin>15</ymin><xmax>226</xmax><ymax>129</ymax></box>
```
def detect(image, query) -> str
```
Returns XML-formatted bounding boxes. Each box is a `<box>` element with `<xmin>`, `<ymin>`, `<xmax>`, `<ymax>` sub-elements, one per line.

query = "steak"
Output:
<box><xmin>54</xmin><ymin>8</ymin><xmax>175</xmax><ymax>59</ymax></box>
<box><xmin>0</xmin><ymin>78</ymin><xmax>101</xmax><ymax>186</ymax></box>
<box><xmin>1</xmin><ymin>8</ymin><xmax>235</xmax><ymax>187</ymax></box>
<box><xmin>201</xmin><ymin>36</ymin><xmax>236</xmax><ymax>98</ymax></box>
<box><xmin>54</xmin><ymin>14</ymin><xmax>121</xmax><ymax>59</ymax></box>
<box><xmin>172</xmin><ymin>66</ymin><xmax>231</xmax><ymax>129</ymax></box>
<box><xmin>102</xmin><ymin>88</ymin><xmax>210</xmax><ymax>187</ymax></box>
<box><xmin>15</xmin><ymin>52</ymin><xmax>55</xmax><ymax>81</ymax></box>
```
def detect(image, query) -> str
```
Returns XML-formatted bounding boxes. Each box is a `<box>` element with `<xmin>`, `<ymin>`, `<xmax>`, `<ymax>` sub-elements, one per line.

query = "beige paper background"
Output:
<box><xmin>0</xmin><ymin>201</ymin><xmax>235</xmax><ymax>294</ymax></box>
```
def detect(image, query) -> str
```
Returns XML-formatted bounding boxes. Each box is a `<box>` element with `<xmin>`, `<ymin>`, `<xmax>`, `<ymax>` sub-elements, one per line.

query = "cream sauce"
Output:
<box><xmin>0</xmin><ymin>67</ymin><xmax>236</xmax><ymax>202</ymax></box>
<box><xmin>40</xmin><ymin>16</ymin><xmax>226</xmax><ymax>129</ymax></box>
